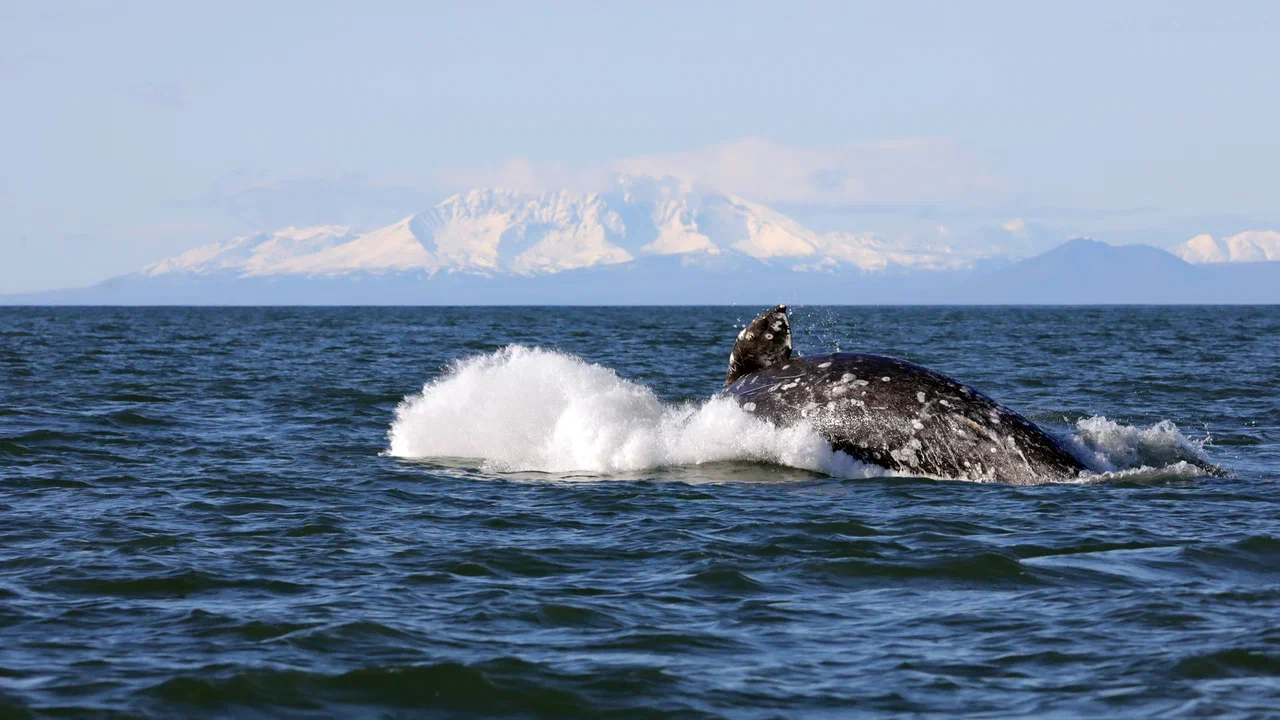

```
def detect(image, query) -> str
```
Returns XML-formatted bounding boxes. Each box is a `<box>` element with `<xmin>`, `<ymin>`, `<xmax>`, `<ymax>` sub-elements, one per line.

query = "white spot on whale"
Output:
<box><xmin>743</xmin><ymin>402</ymin><xmax>756</xmax><ymax>412</ymax></box>
<box><xmin>818</xmin><ymin>362</ymin><xmax>832</xmax><ymax>368</ymax></box>
<box><xmin>911</xmin><ymin>420</ymin><xmax>924</xmax><ymax>430</ymax></box>
<box><xmin>840</xmin><ymin>373</ymin><xmax>856</xmax><ymax>383</ymax></box>
<box><xmin>881</xmin><ymin>377</ymin><xmax>891</xmax><ymax>382</ymax></box>
<box><xmin>765</xmin><ymin>333</ymin><xmax>774</xmax><ymax>340</ymax></box>
<box><xmin>916</xmin><ymin>392</ymin><xmax>926</xmax><ymax>403</ymax></box>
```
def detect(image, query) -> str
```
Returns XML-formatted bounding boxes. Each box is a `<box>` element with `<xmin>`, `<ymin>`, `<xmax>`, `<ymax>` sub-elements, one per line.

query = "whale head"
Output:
<box><xmin>725</xmin><ymin>305</ymin><xmax>793</xmax><ymax>385</ymax></box>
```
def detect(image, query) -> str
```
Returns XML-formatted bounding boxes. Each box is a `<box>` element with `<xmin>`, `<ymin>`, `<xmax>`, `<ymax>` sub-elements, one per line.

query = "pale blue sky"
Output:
<box><xmin>3</xmin><ymin>0</ymin><xmax>1278</xmax><ymax>292</ymax></box>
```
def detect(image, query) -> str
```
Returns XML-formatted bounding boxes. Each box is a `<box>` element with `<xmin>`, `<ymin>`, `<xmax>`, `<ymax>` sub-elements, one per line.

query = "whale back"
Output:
<box><xmin>726</xmin><ymin>305</ymin><xmax>793</xmax><ymax>385</ymax></box>
<box><xmin>724</xmin><ymin>351</ymin><xmax>1088</xmax><ymax>484</ymax></box>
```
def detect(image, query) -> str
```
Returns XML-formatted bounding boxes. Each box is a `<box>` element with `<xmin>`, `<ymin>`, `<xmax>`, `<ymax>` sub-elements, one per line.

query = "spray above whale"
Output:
<box><xmin>722</xmin><ymin>305</ymin><xmax>1087</xmax><ymax>484</ymax></box>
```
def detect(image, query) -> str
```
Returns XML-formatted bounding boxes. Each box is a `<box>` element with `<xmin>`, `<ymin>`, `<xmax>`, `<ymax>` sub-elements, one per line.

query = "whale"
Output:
<box><xmin>722</xmin><ymin>305</ymin><xmax>1087</xmax><ymax>484</ymax></box>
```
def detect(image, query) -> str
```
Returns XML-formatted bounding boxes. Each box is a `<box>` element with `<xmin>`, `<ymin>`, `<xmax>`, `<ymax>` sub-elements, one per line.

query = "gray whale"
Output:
<box><xmin>722</xmin><ymin>305</ymin><xmax>1086</xmax><ymax>484</ymax></box>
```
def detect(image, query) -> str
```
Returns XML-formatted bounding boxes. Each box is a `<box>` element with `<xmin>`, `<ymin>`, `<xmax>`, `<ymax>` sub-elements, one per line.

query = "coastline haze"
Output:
<box><xmin>3</xmin><ymin>1</ymin><xmax>1280</xmax><ymax>296</ymax></box>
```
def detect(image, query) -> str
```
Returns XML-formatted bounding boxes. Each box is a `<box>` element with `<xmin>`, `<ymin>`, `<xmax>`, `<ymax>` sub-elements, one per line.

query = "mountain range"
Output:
<box><xmin>7</xmin><ymin>176</ymin><xmax>1280</xmax><ymax>305</ymax></box>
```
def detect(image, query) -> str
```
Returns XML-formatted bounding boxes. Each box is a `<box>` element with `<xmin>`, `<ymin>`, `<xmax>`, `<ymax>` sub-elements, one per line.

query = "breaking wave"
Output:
<box><xmin>388</xmin><ymin>346</ymin><xmax>1221</xmax><ymax>483</ymax></box>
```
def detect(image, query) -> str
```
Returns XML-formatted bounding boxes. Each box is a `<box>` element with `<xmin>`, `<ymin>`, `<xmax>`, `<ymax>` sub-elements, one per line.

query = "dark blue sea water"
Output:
<box><xmin>2</xmin><ymin>306</ymin><xmax>1278</xmax><ymax>718</ymax></box>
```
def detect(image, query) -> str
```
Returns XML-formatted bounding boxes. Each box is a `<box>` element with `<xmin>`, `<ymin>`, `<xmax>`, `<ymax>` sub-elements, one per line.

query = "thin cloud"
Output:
<box><xmin>206</xmin><ymin>171</ymin><xmax>431</xmax><ymax>230</ymax></box>
<box><xmin>129</xmin><ymin>82</ymin><xmax>190</xmax><ymax>110</ymax></box>
<box><xmin>434</xmin><ymin>137</ymin><xmax>1010</xmax><ymax>206</ymax></box>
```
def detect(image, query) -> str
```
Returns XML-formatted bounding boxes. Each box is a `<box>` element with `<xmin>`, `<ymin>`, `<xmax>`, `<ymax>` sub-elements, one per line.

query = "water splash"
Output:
<box><xmin>389</xmin><ymin>347</ymin><xmax>1223</xmax><ymax>484</ymax></box>
<box><xmin>1063</xmin><ymin>415</ymin><xmax>1224</xmax><ymax>483</ymax></box>
<box><xmin>388</xmin><ymin>346</ymin><xmax>886</xmax><ymax>479</ymax></box>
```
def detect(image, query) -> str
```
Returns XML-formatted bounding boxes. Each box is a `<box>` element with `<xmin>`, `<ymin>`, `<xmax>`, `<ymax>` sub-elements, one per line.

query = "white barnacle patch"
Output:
<box><xmin>853</xmin><ymin>379</ymin><xmax>869</xmax><ymax>387</ymax></box>
<box><xmin>782</xmin><ymin>382</ymin><xmax>799</xmax><ymax>390</ymax></box>
<box><xmin>743</xmin><ymin>402</ymin><xmax>757</xmax><ymax>412</ymax></box>
<box><xmin>818</xmin><ymin>362</ymin><xmax>832</xmax><ymax>368</ymax></box>
<box><xmin>916</xmin><ymin>392</ymin><xmax>926</xmax><ymax>403</ymax></box>
<box><xmin>911</xmin><ymin>419</ymin><xmax>924</xmax><ymax>430</ymax></box>
<box><xmin>744</xmin><ymin>331</ymin><xmax>754</xmax><ymax>340</ymax></box>
<box><xmin>782</xmin><ymin>364</ymin><xmax>790</xmax><ymax>370</ymax></box>
<box><xmin>893</xmin><ymin>442</ymin><xmax>921</xmax><ymax>468</ymax></box>
<box><xmin>765</xmin><ymin>333</ymin><xmax>774</xmax><ymax>340</ymax></box>
<box><xmin>940</xmin><ymin>399</ymin><xmax>951</xmax><ymax>407</ymax></box>
<box><xmin>881</xmin><ymin>377</ymin><xmax>891</xmax><ymax>382</ymax></box>
<box><xmin>831</xmin><ymin>385</ymin><xmax>848</xmax><ymax>396</ymax></box>
<box><xmin>771</xmin><ymin>321</ymin><xmax>783</xmax><ymax>331</ymax></box>
<box><xmin>773</xmin><ymin>312</ymin><xmax>786</xmax><ymax>320</ymax></box>
<box><xmin>840</xmin><ymin>373</ymin><xmax>856</xmax><ymax>383</ymax></box>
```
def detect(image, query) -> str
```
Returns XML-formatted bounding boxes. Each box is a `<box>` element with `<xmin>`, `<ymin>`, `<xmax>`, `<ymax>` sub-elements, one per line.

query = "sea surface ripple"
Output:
<box><xmin>1</xmin><ymin>306</ymin><xmax>1278</xmax><ymax>718</ymax></box>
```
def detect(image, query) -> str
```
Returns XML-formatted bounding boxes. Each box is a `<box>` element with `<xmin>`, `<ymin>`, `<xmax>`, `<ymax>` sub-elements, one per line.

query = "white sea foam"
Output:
<box><xmin>387</xmin><ymin>346</ymin><xmax>886</xmax><ymax>478</ymax></box>
<box><xmin>388</xmin><ymin>347</ymin><xmax>1222</xmax><ymax>483</ymax></box>
<box><xmin>1064</xmin><ymin>415</ymin><xmax>1214</xmax><ymax>475</ymax></box>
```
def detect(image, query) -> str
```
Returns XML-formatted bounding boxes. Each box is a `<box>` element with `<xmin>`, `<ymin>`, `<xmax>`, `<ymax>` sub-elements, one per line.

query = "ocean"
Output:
<box><xmin>1</xmin><ymin>306</ymin><xmax>1277</xmax><ymax>718</ymax></box>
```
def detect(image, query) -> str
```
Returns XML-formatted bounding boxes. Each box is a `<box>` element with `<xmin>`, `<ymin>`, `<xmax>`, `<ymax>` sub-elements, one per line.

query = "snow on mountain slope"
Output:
<box><xmin>1174</xmin><ymin>231</ymin><xmax>1280</xmax><ymax>263</ymax></box>
<box><xmin>809</xmin><ymin>231</ymin><xmax>970</xmax><ymax>272</ymax></box>
<box><xmin>280</xmin><ymin>216</ymin><xmax>435</xmax><ymax>274</ymax></box>
<box><xmin>141</xmin><ymin>226</ymin><xmax>354</xmax><ymax>276</ymax></box>
<box><xmin>135</xmin><ymin>176</ymin><xmax>976</xmax><ymax>280</ymax></box>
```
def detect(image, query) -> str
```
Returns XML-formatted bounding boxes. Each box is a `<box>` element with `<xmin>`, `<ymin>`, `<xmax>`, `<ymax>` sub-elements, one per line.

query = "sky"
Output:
<box><xmin>2</xmin><ymin>0</ymin><xmax>1279</xmax><ymax>292</ymax></box>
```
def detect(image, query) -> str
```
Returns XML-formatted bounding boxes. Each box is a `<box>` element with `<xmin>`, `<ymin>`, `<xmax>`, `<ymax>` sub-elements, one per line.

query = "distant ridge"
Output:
<box><xmin>128</xmin><ymin>177</ymin><xmax>987</xmax><ymax>281</ymax></box>
<box><xmin>6</xmin><ymin>178</ymin><xmax>1280</xmax><ymax>305</ymax></box>
<box><xmin>1174</xmin><ymin>231</ymin><xmax>1280</xmax><ymax>264</ymax></box>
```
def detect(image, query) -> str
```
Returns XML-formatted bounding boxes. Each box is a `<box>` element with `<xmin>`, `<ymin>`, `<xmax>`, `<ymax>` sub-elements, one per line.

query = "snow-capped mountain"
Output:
<box><xmin>18</xmin><ymin>174</ymin><xmax>1275</xmax><ymax>306</ymax></box>
<box><xmin>137</xmin><ymin>177</ymin><xmax>977</xmax><ymax>280</ymax></box>
<box><xmin>1173</xmin><ymin>230</ymin><xmax>1280</xmax><ymax>263</ymax></box>
<box><xmin>142</xmin><ymin>225</ymin><xmax>356</xmax><ymax>276</ymax></box>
